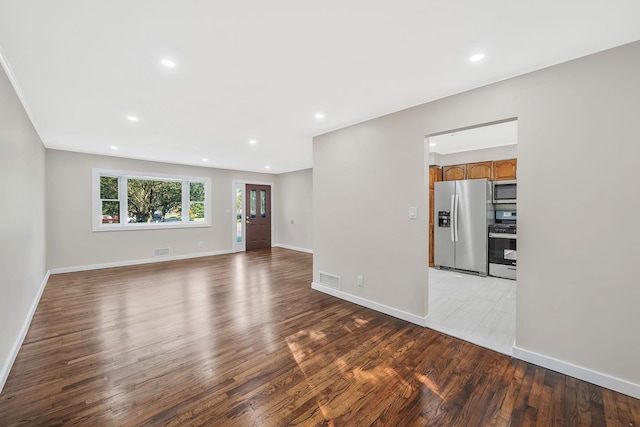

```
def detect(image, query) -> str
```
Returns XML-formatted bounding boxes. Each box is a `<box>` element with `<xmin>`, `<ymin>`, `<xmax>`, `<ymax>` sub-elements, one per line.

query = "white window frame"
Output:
<box><xmin>92</xmin><ymin>168</ymin><xmax>212</xmax><ymax>232</ymax></box>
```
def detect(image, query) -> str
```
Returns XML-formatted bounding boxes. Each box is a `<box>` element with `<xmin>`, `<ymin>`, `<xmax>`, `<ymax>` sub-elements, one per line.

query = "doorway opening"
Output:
<box><xmin>425</xmin><ymin>118</ymin><xmax>518</xmax><ymax>355</ymax></box>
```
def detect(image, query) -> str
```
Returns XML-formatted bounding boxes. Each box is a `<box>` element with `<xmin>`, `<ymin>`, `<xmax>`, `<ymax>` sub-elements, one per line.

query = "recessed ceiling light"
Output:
<box><xmin>265</xmin><ymin>165</ymin><xmax>271</xmax><ymax>169</ymax></box>
<box><xmin>249</xmin><ymin>139</ymin><xmax>257</xmax><ymax>145</ymax></box>
<box><xmin>161</xmin><ymin>59</ymin><xmax>176</xmax><ymax>68</ymax></box>
<box><xmin>127</xmin><ymin>116</ymin><xmax>139</xmax><ymax>122</ymax></box>
<box><xmin>469</xmin><ymin>53</ymin><xmax>485</xmax><ymax>62</ymax></box>
<box><xmin>315</xmin><ymin>113</ymin><xmax>324</xmax><ymax>119</ymax></box>
<box><xmin>202</xmin><ymin>158</ymin><xmax>208</xmax><ymax>162</ymax></box>
<box><xmin>110</xmin><ymin>145</ymin><xmax>118</xmax><ymax>150</ymax></box>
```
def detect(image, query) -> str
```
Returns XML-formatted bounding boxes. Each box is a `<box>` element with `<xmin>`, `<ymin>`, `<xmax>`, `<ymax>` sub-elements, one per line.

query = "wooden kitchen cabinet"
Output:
<box><xmin>494</xmin><ymin>159</ymin><xmax>517</xmax><ymax>180</ymax></box>
<box><xmin>429</xmin><ymin>166</ymin><xmax>442</xmax><ymax>189</ymax></box>
<box><xmin>467</xmin><ymin>161</ymin><xmax>493</xmax><ymax>180</ymax></box>
<box><xmin>428</xmin><ymin>166</ymin><xmax>442</xmax><ymax>267</ymax></box>
<box><xmin>443</xmin><ymin>164</ymin><xmax>466</xmax><ymax>181</ymax></box>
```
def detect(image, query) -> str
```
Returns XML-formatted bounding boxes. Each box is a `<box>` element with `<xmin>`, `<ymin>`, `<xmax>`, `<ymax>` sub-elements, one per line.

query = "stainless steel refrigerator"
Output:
<box><xmin>434</xmin><ymin>179</ymin><xmax>493</xmax><ymax>276</ymax></box>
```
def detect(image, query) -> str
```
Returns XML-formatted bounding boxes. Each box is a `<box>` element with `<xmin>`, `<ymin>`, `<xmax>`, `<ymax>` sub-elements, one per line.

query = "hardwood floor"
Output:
<box><xmin>1</xmin><ymin>248</ymin><xmax>638</xmax><ymax>426</ymax></box>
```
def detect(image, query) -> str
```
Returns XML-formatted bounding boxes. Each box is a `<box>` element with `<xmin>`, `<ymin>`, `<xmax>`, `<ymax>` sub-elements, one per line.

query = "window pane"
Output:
<box><xmin>260</xmin><ymin>190</ymin><xmax>267</xmax><ymax>218</ymax></box>
<box><xmin>189</xmin><ymin>202</ymin><xmax>205</xmax><ymax>222</ymax></box>
<box><xmin>100</xmin><ymin>176</ymin><xmax>118</xmax><ymax>200</ymax></box>
<box><xmin>236</xmin><ymin>188</ymin><xmax>243</xmax><ymax>243</ymax></box>
<box><xmin>101</xmin><ymin>201</ymin><xmax>120</xmax><ymax>224</ymax></box>
<box><xmin>127</xmin><ymin>178</ymin><xmax>182</xmax><ymax>223</ymax></box>
<box><xmin>250</xmin><ymin>189</ymin><xmax>256</xmax><ymax>219</ymax></box>
<box><xmin>190</xmin><ymin>181</ymin><xmax>205</xmax><ymax>201</ymax></box>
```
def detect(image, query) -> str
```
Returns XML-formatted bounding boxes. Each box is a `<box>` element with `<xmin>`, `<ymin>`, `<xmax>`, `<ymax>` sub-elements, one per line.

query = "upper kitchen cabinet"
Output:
<box><xmin>429</xmin><ymin>166</ymin><xmax>443</xmax><ymax>189</ymax></box>
<box><xmin>428</xmin><ymin>166</ymin><xmax>442</xmax><ymax>267</ymax></box>
<box><xmin>467</xmin><ymin>161</ymin><xmax>493</xmax><ymax>180</ymax></box>
<box><xmin>443</xmin><ymin>164</ymin><xmax>466</xmax><ymax>181</ymax></box>
<box><xmin>494</xmin><ymin>159</ymin><xmax>517</xmax><ymax>181</ymax></box>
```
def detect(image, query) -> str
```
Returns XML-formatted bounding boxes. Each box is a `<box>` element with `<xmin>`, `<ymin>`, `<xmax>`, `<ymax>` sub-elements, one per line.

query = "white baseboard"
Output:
<box><xmin>0</xmin><ymin>270</ymin><xmax>50</xmax><ymax>393</ymax></box>
<box><xmin>310</xmin><ymin>282</ymin><xmax>640</xmax><ymax>399</ymax></box>
<box><xmin>513</xmin><ymin>346</ymin><xmax>640</xmax><ymax>399</ymax></box>
<box><xmin>49</xmin><ymin>250</ymin><xmax>234</xmax><ymax>275</ymax></box>
<box><xmin>424</xmin><ymin>316</ymin><xmax>513</xmax><ymax>356</ymax></box>
<box><xmin>311</xmin><ymin>282</ymin><xmax>427</xmax><ymax>327</ymax></box>
<box><xmin>273</xmin><ymin>244</ymin><xmax>313</xmax><ymax>254</ymax></box>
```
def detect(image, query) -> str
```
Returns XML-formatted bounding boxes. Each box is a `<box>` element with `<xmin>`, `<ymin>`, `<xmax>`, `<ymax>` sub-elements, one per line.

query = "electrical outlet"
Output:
<box><xmin>357</xmin><ymin>275</ymin><xmax>364</xmax><ymax>287</ymax></box>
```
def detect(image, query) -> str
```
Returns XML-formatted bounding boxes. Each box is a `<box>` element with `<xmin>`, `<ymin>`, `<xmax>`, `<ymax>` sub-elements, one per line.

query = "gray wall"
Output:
<box><xmin>313</xmin><ymin>41</ymin><xmax>640</xmax><ymax>388</ymax></box>
<box><xmin>0</xmin><ymin>61</ymin><xmax>47</xmax><ymax>387</ymax></box>
<box><xmin>274</xmin><ymin>169</ymin><xmax>313</xmax><ymax>252</ymax></box>
<box><xmin>46</xmin><ymin>150</ymin><xmax>276</xmax><ymax>270</ymax></box>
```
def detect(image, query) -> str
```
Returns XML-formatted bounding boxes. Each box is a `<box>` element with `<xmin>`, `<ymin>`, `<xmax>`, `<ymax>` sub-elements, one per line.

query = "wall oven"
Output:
<box><xmin>488</xmin><ymin>223</ymin><xmax>517</xmax><ymax>280</ymax></box>
<box><xmin>493</xmin><ymin>180</ymin><xmax>517</xmax><ymax>204</ymax></box>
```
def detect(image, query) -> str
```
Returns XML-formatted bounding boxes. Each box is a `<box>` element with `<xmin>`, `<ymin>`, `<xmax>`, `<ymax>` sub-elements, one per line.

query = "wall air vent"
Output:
<box><xmin>319</xmin><ymin>271</ymin><xmax>341</xmax><ymax>290</ymax></box>
<box><xmin>154</xmin><ymin>248</ymin><xmax>171</xmax><ymax>257</ymax></box>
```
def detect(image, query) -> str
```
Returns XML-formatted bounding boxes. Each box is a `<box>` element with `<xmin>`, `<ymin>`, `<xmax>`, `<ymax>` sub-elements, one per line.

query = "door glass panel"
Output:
<box><xmin>250</xmin><ymin>189</ymin><xmax>257</xmax><ymax>218</ymax></box>
<box><xmin>236</xmin><ymin>188</ymin><xmax>243</xmax><ymax>243</ymax></box>
<box><xmin>260</xmin><ymin>190</ymin><xmax>267</xmax><ymax>218</ymax></box>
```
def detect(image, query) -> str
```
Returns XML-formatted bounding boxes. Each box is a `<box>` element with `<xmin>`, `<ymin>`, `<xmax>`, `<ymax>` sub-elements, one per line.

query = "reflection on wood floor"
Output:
<box><xmin>0</xmin><ymin>248</ymin><xmax>637</xmax><ymax>426</ymax></box>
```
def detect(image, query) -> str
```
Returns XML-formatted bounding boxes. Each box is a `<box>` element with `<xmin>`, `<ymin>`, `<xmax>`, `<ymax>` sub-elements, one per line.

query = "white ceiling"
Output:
<box><xmin>1</xmin><ymin>1</ymin><xmax>639</xmax><ymax>174</ymax></box>
<box><xmin>429</xmin><ymin>120</ymin><xmax>517</xmax><ymax>155</ymax></box>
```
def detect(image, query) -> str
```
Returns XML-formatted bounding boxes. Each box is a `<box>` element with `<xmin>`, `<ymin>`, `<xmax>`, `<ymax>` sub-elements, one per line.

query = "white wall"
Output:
<box><xmin>0</xmin><ymin>60</ymin><xmax>47</xmax><ymax>390</ymax></box>
<box><xmin>313</xmin><ymin>41</ymin><xmax>640</xmax><ymax>395</ymax></box>
<box><xmin>314</xmin><ymin>110</ymin><xmax>430</xmax><ymax>320</ymax></box>
<box><xmin>46</xmin><ymin>150</ymin><xmax>276</xmax><ymax>270</ymax></box>
<box><xmin>431</xmin><ymin>144</ymin><xmax>518</xmax><ymax>166</ymax></box>
<box><xmin>274</xmin><ymin>169</ymin><xmax>313</xmax><ymax>253</ymax></box>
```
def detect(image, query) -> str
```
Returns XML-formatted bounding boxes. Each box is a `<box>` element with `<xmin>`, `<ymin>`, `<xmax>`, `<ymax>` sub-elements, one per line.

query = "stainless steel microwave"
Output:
<box><xmin>493</xmin><ymin>180</ymin><xmax>517</xmax><ymax>203</ymax></box>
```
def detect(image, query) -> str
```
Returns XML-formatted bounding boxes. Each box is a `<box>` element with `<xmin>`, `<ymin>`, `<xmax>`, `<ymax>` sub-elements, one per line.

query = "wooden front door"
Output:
<box><xmin>245</xmin><ymin>184</ymin><xmax>271</xmax><ymax>250</ymax></box>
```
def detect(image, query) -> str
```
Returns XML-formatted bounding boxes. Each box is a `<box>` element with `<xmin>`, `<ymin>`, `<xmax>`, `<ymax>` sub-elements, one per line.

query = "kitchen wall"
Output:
<box><xmin>430</xmin><ymin>144</ymin><xmax>517</xmax><ymax>167</ymax></box>
<box><xmin>46</xmin><ymin>150</ymin><xmax>277</xmax><ymax>270</ymax></box>
<box><xmin>274</xmin><ymin>169</ymin><xmax>313</xmax><ymax>253</ymax></box>
<box><xmin>313</xmin><ymin>41</ymin><xmax>640</xmax><ymax>396</ymax></box>
<box><xmin>0</xmin><ymin>60</ymin><xmax>47</xmax><ymax>390</ymax></box>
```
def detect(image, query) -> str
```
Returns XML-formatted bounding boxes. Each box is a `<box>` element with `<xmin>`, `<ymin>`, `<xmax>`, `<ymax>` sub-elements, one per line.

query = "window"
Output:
<box><xmin>236</xmin><ymin>188</ymin><xmax>243</xmax><ymax>243</ymax></box>
<box><xmin>92</xmin><ymin>169</ymin><xmax>211</xmax><ymax>231</ymax></box>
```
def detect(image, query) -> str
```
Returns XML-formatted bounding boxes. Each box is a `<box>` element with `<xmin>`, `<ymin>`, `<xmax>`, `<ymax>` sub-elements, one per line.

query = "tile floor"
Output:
<box><xmin>425</xmin><ymin>268</ymin><xmax>516</xmax><ymax>355</ymax></box>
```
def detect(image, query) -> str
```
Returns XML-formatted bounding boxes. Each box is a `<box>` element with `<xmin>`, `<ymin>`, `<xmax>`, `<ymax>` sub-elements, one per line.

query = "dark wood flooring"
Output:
<box><xmin>0</xmin><ymin>248</ymin><xmax>638</xmax><ymax>426</ymax></box>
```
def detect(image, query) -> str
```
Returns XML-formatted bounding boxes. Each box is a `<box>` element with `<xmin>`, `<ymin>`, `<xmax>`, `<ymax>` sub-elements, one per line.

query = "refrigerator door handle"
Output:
<box><xmin>450</xmin><ymin>194</ymin><xmax>455</xmax><ymax>242</ymax></box>
<box><xmin>454</xmin><ymin>194</ymin><xmax>459</xmax><ymax>242</ymax></box>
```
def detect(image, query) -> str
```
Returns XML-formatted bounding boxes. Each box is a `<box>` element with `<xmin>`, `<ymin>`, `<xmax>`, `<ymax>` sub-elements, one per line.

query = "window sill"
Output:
<box><xmin>92</xmin><ymin>222</ymin><xmax>211</xmax><ymax>232</ymax></box>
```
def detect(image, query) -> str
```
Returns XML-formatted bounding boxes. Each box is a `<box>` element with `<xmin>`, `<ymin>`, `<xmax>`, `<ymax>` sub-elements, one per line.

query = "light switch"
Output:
<box><xmin>409</xmin><ymin>207</ymin><xmax>417</xmax><ymax>219</ymax></box>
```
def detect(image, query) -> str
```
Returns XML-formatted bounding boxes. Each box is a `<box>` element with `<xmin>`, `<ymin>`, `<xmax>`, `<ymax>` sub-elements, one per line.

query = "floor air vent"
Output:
<box><xmin>154</xmin><ymin>248</ymin><xmax>171</xmax><ymax>257</ymax></box>
<box><xmin>319</xmin><ymin>271</ymin><xmax>341</xmax><ymax>290</ymax></box>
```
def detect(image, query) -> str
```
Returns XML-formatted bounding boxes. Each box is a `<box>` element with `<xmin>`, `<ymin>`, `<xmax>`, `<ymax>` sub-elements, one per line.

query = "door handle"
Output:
<box><xmin>246</xmin><ymin>220</ymin><xmax>252</xmax><ymax>224</ymax></box>
<box><xmin>450</xmin><ymin>194</ymin><xmax>455</xmax><ymax>242</ymax></box>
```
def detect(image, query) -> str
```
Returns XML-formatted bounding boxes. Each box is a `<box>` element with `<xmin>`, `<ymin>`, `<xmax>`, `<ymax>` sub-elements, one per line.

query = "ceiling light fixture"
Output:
<box><xmin>265</xmin><ymin>165</ymin><xmax>271</xmax><ymax>169</ymax></box>
<box><xmin>469</xmin><ymin>53</ymin><xmax>485</xmax><ymax>62</ymax></box>
<box><xmin>110</xmin><ymin>146</ymin><xmax>118</xmax><ymax>150</ymax></box>
<box><xmin>127</xmin><ymin>115</ymin><xmax>139</xmax><ymax>122</ymax></box>
<box><xmin>161</xmin><ymin>59</ymin><xmax>176</xmax><ymax>68</ymax></box>
<box><xmin>315</xmin><ymin>113</ymin><xmax>324</xmax><ymax>119</ymax></box>
<box><xmin>202</xmin><ymin>158</ymin><xmax>208</xmax><ymax>162</ymax></box>
<box><xmin>249</xmin><ymin>139</ymin><xmax>257</xmax><ymax>145</ymax></box>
